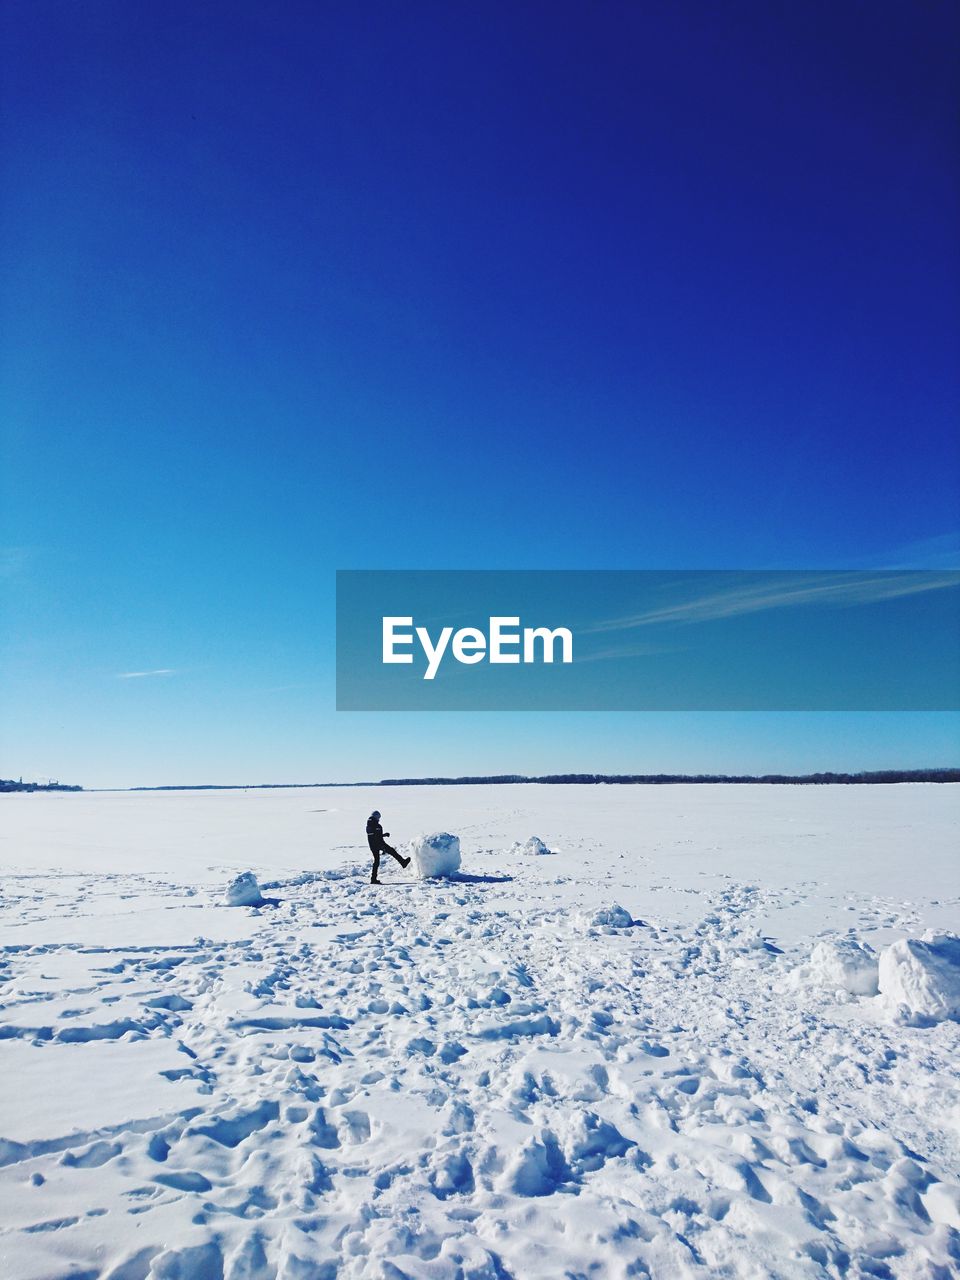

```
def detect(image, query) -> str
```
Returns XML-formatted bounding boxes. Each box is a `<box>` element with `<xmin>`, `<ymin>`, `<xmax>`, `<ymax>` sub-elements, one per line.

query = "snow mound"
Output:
<box><xmin>592</xmin><ymin>903</ymin><xmax>633</xmax><ymax>929</ymax></box>
<box><xmin>879</xmin><ymin>932</ymin><xmax>960</xmax><ymax>1024</ymax></box>
<box><xmin>410</xmin><ymin>832</ymin><xmax>461</xmax><ymax>880</ymax></box>
<box><xmin>225</xmin><ymin>872</ymin><xmax>264</xmax><ymax>907</ymax></box>
<box><xmin>807</xmin><ymin>938</ymin><xmax>879</xmax><ymax>996</ymax></box>
<box><xmin>513</xmin><ymin>836</ymin><xmax>555</xmax><ymax>856</ymax></box>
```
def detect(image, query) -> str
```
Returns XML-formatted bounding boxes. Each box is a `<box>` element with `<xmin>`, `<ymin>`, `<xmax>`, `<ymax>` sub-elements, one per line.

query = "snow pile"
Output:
<box><xmin>805</xmin><ymin>938</ymin><xmax>879</xmax><ymax>995</ymax></box>
<box><xmin>513</xmin><ymin>836</ymin><xmax>555</xmax><ymax>856</ymax></box>
<box><xmin>410</xmin><ymin>832</ymin><xmax>461</xmax><ymax>879</ymax></box>
<box><xmin>225</xmin><ymin>872</ymin><xmax>264</xmax><ymax>907</ymax></box>
<box><xmin>592</xmin><ymin>903</ymin><xmax>633</xmax><ymax>929</ymax></box>
<box><xmin>879</xmin><ymin>932</ymin><xmax>960</xmax><ymax>1024</ymax></box>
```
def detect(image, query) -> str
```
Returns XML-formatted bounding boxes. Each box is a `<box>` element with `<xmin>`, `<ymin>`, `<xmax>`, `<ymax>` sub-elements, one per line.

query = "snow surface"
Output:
<box><xmin>512</xmin><ymin>835</ymin><xmax>554</xmax><ymax>856</ymax></box>
<box><xmin>799</xmin><ymin>938</ymin><xmax>880</xmax><ymax>996</ymax></box>
<box><xmin>409</xmin><ymin>831</ymin><xmax>461</xmax><ymax>879</ymax></box>
<box><xmin>0</xmin><ymin>782</ymin><xmax>958</xmax><ymax>1279</ymax></box>
<box><xmin>226</xmin><ymin>871</ymin><xmax>265</xmax><ymax>907</ymax></box>
<box><xmin>879</xmin><ymin>932</ymin><xmax>960</xmax><ymax>1025</ymax></box>
<box><xmin>591</xmin><ymin>902</ymin><xmax>635</xmax><ymax>929</ymax></box>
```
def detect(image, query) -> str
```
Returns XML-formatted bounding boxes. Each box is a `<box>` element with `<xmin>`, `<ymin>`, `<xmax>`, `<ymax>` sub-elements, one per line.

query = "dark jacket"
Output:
<box><xmin>366</xmin><ymin>816</ymin><xmax>386</xmax><ymax>852</ymax></box>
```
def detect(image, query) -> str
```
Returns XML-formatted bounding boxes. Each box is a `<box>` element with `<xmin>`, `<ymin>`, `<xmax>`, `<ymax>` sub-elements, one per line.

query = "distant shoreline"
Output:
<box><xmin>6</xmin><ymin>768</ymin><xmax>955</xmax><ymax>793</ymax></box>
<box><xmin>0</xmin><ymin>780</ymin><xmax>82</xmax><ymax>793</ymax></box>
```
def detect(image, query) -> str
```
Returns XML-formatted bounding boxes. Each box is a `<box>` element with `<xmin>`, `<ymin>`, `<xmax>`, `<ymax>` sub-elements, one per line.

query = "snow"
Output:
<box><xmin>591</xmin><ymin>902</ymin><xmax>635</xmax><ymax>929</ymax></box>
<box><xmin>0</xmin><ymin>782</ymin><xmax>958</xmax><ymax>1279</ymax></box>
<box><xmin>802</xmin><ymin>937</ymin><xmax>880</xmax><ymax>995</ymax></box>
<box><xmin>513</xmin><ymin>835</ymin><xmax>554</xmax><ymax>855</ymax></box>
<box><xmin>879</xmin><ymin>931</ymin><xmax>960</xmax><ymax>1024</ymax></box>
<box><xmin>225</xmin><ymin>870</ymin><xmax>264</xmax><ymax>906</ymax></box>
<box><xmin>409</xmin><ymin>830</ymin><xmax>461</xmax><ymax>879</ymax></box>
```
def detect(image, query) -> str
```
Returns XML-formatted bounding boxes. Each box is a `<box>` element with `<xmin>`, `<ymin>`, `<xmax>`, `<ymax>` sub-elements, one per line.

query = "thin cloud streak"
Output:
<box><xmin>873</xmin><ymin>532</ymin><xmax>960</xmax><ymax>570</ymax></box>
<box><xmin>585</xmin><ymin>572</ymin><xmax>960</xmax><ymax>635</ymax></box>
<box><xmin>117</xmin><ymin>669</ymin><xmax>176</xmax><ymax>679</ymax></box>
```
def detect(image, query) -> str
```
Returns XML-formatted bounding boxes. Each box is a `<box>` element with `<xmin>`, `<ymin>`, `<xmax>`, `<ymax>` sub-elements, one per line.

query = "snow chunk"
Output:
<box><xmin>879</xmin><ymin>932</ymin><xmax>960</xmax><ymax>1024</ymax></box>
<box><xmin>807</xmin><ymin>938</ymin><xmax>879</xmax><ymax>996</ymax></box>
<box><xmin>498</xmin><ymin>1132</ymin><xmax>567</xmax><ymax>1196</ymax></box>
<box><xmin>225</xmin><ymin>872</ymin><xmax>264</xmax><ymax>907</ymax></box>
<box><xmin>513</xmin><ymin>835</ymin><xmax>555</xmax><ymax>856</ymax></box>
<box><xmin>410</xmin><ymin>832</ymin><xmax>461</xmax><ymax>880</ymax></box>
<box><xmin>562</xmin><ymin>1110</ymin><xmax>633</xmax><ymax>1173</ymax></box>
<box><xmin>592</xmin><ymin>903</ymin><xmax>634</xmax><ymax>929</ymax></box>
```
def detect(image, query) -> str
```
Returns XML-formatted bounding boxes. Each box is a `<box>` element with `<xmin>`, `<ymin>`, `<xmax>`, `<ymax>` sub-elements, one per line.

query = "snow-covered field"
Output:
<box><xmin>1</xmin><ymin>783</ymin><xmax>958</xmax><ymax>1280</ymax></box>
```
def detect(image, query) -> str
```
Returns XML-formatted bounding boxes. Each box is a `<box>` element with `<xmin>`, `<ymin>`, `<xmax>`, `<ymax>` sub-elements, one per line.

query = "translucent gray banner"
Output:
<box><xmin>336</xmin><ymin>570</ymin><xmax>960</xmax><ymax>710</ymax></box>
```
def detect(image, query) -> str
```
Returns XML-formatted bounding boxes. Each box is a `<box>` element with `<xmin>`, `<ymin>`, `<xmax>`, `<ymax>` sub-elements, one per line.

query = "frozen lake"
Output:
<box><xmin>1</xmin><ymin>784</ymin><xmax>958</xmax><ymax>1278</ymax></box>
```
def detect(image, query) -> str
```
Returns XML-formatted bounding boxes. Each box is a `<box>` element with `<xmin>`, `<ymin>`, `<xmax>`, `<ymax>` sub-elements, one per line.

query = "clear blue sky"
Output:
<box><xmin>2</xmin><ymin>1</ymin><xmax>958</xmax><ymax>786</ymax></box>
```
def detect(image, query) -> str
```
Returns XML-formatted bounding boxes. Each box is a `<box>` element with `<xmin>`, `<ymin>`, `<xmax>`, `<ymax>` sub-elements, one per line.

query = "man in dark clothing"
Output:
<box><xmin>366</xmin><ymin>810</ymin><xmax>410</xmax><ymax>884</ymax></box>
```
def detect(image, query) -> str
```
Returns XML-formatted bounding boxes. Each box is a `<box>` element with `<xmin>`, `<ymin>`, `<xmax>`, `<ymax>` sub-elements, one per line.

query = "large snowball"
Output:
<box><xmin>226</xmin><ymin>871</ymin><xmax>264</xmax><ymax>907</ymax></box>
<box><xmin>808</xmin><ymin>938</ymin><xmax>879</xmax><ymax>996</ymax></box>
<box><xmin>879</xmin><ymin>933</ymin><xmax>960</xmax><ymax>1024</ymax></box>
<box><xmin>410</xmin><ymin>832</ymin><xmax>461</xmax><ymax>879</ymax></box>
<box><xmin>592</xmin><ymin>903</ymin><xmax>634</xmax><ymax>929</ymax></box>
<box><xmin>513</xmin><ymin>836</ymin><xmax>555</xmax><ymax>856</ymax></box>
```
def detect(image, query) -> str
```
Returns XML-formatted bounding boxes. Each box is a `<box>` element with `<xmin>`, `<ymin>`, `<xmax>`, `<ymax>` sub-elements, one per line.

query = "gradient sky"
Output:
<box><xmin>2</xmin><ymin>1</ymin><xmax>959</xmax><ymax>786</ymax></box>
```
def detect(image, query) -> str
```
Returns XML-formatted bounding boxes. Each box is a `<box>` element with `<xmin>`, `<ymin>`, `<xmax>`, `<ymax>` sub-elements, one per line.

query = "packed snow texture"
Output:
<box><xmin>591</xmin><ymin>902</ymin><xmax>634</xmax><ymax>929</ymax></box>
<box><xmin>0</xmin><ymin>783</ymin><xmax>958</xmax><ymax>1280</ymax></box>
<box><xmin>513</xmin><ymin>835</ymin><xmax>554</xmax><ymax>856</ymax></box>
<box><xmin>805</xmin><ymin>937</ymin><xmax>880</xmax><ymax>995</ymax></box>
<box><xmin>225</xmin><ymin>870</ymin><xmax>264</xmax><ymax>907</ymax></box>
<box><xmin>409</xmin><ymin>830</ymin><xmax>461</xmax><ymax>879</ymax></box>
<box><xmin>879</xmin><ymin>931</ymin><xmax>960</xmax><ymax>1024</ymax></box>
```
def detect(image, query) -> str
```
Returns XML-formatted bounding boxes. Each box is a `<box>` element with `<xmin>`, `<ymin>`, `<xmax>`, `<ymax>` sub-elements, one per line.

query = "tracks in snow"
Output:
<box><xmin>0</xmin><ymin>864</ymin><xmax>958</xmax><ymax>1279</ymax></box>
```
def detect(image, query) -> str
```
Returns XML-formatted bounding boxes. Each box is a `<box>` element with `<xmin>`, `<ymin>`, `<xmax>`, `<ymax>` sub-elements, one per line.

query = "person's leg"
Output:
<box><xmin>371</xmin><ymin>849</ymin><xmax>381</xmax><ymax>883</ymax></box>
<box><xmin>381</xmin><ymin>841</ymin><xmax>411</xmax><ymax>870</ymax></box>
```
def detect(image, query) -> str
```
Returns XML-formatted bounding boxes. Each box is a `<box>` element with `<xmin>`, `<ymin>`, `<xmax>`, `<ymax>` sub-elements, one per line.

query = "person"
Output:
<box><xmin>365</xmin><ymin>810</ymin><xmax>410</xmax><ymax>884</ymax></box>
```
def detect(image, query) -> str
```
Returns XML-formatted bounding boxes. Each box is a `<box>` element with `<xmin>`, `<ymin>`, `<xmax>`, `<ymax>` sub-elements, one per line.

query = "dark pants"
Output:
<box><xmin>370</xmin><ymin>841</ymin><xmax>403</xmax><ymax>882</ymax></box>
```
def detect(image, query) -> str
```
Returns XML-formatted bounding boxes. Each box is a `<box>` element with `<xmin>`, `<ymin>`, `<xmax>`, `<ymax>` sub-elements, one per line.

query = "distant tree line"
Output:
<box><xmin>378</xmin><ymin>769</ymin><xmax>960</xmax><ymax>786</ymax></box>
<box><xmin>130</xmin><ymin>782</ymin><xmax>350</xmax><ymax>791</ymax></box>
<box><xmin>1</xmin><ymin>779</ymin><xmax>83</xmax><ymax>792</ymax></box>
<box><xmin>21</xmin><ymin>769</ymin><xmax>955</xmax><ymax>795</ymax></box>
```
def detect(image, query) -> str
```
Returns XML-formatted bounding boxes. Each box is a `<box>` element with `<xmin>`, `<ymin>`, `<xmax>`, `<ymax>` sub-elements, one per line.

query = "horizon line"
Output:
<box><xmin>7</xmin><ymin>767</ymin><xmax>956</xmax><ymax>793</ymax></box>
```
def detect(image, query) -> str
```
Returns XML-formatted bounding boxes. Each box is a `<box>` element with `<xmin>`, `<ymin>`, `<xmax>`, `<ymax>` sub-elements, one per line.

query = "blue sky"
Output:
<box><xmin>1</xmin><ymin>2</ymin><xmax>958</xmax><ymax>785</ymax></box>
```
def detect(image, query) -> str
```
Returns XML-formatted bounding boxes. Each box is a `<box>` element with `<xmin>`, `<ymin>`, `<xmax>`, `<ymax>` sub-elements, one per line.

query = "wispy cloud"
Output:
<box><xmin>867</xmin><ymin>532</ymin><xmax>960</xmax><ymax>570</ymax></box>
<box><xmin>117</xmin><ymin>669</ymin><xmax>176</xmax><ymax>679</ymax></box>
<box><xmin>585</xmin><ymin>571</ymin><xmax>960</xmax><ymax>635</ymax></box>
